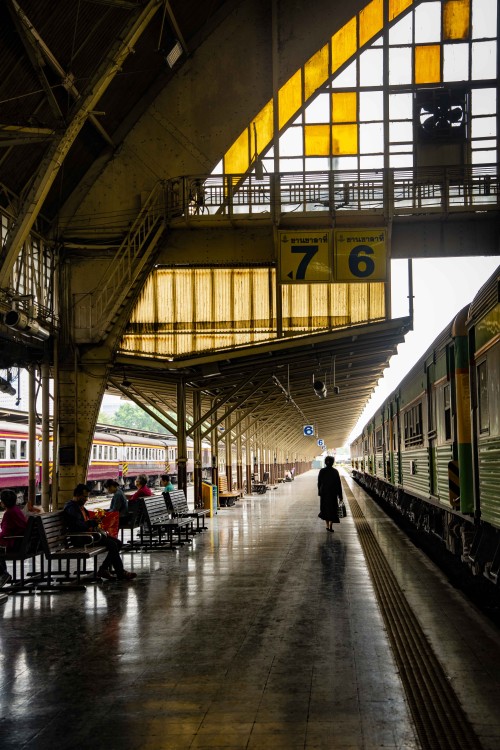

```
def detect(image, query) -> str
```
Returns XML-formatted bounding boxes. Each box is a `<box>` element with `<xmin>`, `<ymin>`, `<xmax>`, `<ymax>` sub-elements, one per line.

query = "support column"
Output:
<box><xmin>41</xmin><ymin>359</ymin><xmax>50</xmax><ymax>511</ymax></box>
<box><xmin>193</xmin><ymin>390</ymin><xmax>202</xmax><ymax>508</ymax></box>
<box><xmin>177</xmin><ymin>379</ymin><xmax>187</xmax><ymax>493</ymax></box>
<box><xmin>28</xmin><ymin>366</ymin><xmax>37</xmax><ymax>507</ymax></box>
<box><xmin>225</xmin><ymin>417</ymin><xmax>232</xmax><ymax>489</ymax></box>
<box><xmin>57</xmin><ymin>357</ymin><xmax>108</xmax><ymax>506</ymax></box>
<box><xmin>210</xmin><ymin>400</ymin><xmax>218</xmax><ymax>496</ymax></box>
<box><xmin>237</xmin><ymin>429</ymin><xmax>243</xmax><ymax>491</ymax></box>
<box><xmin>245</xmin><ymin>419</ymin><xmax>253</xmax><ymax>494</ymax></box>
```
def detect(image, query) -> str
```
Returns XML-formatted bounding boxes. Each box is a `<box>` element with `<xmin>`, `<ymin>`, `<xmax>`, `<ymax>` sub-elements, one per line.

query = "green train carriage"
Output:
<box><xmin>351</xmin><ymin>266</ymin><xmax>500</xmax><ymax>585</ymax></box>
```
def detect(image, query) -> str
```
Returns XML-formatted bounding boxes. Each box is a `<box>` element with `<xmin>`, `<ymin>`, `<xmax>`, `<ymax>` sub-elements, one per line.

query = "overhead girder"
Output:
<box><xmin>108</xmin><ymin>377</ymin><xmax>178</xmax><ymax>435</ymax></box>
<box><xmin>7</xmin><ymin>0</ymin><xmax>65</xmax><ymax>124</ymax></box>
<box><xmin>0</xmin><ymin>0</ymin><xmax>162</xmax><ymax>289</ymax></box>
<box><xmin>200</xmin><ymin>378</ymin><xmax>274</xmax><ymax>441</ymax></box>
<box><xmin>8</xmin><ymin>0</ymin><xmax>114</xmax><ymax>145</ymax></box>
<box><xmin>214</xmin><ymin>391</ymin><xmax>284</xmax><ymax>444</ymax></box>
<box><xmin>187</xmin><ymin>370</ymin><xmax>267</xmax><ymax>436</ymax></box>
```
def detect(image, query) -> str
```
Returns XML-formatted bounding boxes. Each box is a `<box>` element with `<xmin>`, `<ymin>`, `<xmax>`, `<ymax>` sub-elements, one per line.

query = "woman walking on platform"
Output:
<box><xmin>317</xmin><ymin>456</ymin><xmax>342</xmax><ymax>532</ymax></box>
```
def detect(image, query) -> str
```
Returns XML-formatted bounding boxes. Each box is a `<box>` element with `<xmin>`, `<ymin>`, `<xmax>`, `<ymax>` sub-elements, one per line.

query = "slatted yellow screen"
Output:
<box><xmin>121</xmin><ymin>268</ymin><xmax>386</xmax><ymax>358</ymax></box>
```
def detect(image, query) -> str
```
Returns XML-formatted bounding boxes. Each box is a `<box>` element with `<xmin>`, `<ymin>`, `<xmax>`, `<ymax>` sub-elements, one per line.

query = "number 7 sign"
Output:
<box><xmin>279</xmin><ymin>230</ymin><xmax>332</xmax><ymax>283</ymax></box>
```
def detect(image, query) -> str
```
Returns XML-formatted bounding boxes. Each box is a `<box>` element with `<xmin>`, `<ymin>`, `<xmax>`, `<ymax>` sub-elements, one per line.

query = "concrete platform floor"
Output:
<box><xmin>1</xmin><ymin>470</ymin><xmax>500</xmax><ymax>749</ymax></box>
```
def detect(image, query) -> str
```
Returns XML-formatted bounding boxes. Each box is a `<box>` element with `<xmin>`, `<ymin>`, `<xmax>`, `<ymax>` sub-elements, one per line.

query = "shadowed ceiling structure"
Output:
<box><xmin>5</xmin><ymin>0</ymin><xmax>497</xmax><ymax>477</ymax></box>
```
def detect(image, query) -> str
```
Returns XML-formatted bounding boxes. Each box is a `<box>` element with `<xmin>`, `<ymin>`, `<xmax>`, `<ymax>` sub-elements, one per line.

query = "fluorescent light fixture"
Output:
<box><xmin>166</xmin><ymin>40</ymin><xmax>183</xmax><ymax>68</ymax></box>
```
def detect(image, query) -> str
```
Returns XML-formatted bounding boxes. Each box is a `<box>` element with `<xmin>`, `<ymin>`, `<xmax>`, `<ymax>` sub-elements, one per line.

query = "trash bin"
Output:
<box><xmin>202</xmin><ymin>481</ymin><xmax>218</xmax><ymax>517</ymax></box>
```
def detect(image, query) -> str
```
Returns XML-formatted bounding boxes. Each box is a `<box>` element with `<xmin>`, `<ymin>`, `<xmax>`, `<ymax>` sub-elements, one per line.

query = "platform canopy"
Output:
<box><xmin>109</xmin><ymin>311</ymin><xmax>411</xmax><ymax>453</ymax></box>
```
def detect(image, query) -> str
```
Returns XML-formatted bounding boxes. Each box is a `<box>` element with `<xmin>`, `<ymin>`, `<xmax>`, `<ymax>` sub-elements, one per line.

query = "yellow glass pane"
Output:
<box><xmin>252</xmin><ymin>99</ymin><xmax>274</xmax><ymax>157</ymax></box>
<box><xmin>359</xmin><ymin>0</ymin><xmax>383</xmax><ymax>48</ymax></box>
<box><xmin>278</xmin><ymin>68</ymin><xmax>302</xmax><ymax>130</ymax></box>
<box><xmin>414</xmin><ymin>45</ymin><xmax>441</xmax><ymax>84</ymax></box>
<box><xmin>444</xmin><ymin>0</ymin><xmax>470</xmax><ymax>40</ymax></box>
<box><xmin>224</xmin><ymin>128</ymin><xmax>250</xmax><ymax>174</ymax></box>
<box><xmin>305</xmin><ymin>125</ymin><xmax>330</xmax><ymax>156</ymax></box>
<box><xmin>331</xmin><ymin>17</ymin><xmax>357</xmax><ymax>75</ymax></box>
<box><xmin>389</xmin><ymin>0</ymin><xmax>412</xmax><ymax>21</ymax></box>
<box><xmin>332</xmin><ymin>124</ymin><xmax>358</xmax><ymax>155</ymax></box>
<box><xmin>304</xmin><ymin>44</ymin><xmax>329</xmax><ymax>100</ymax></box>
<box><xmin>332</xmin><ymin>92</ymin><xmax>357</xmax><ymax>123</ymax></box>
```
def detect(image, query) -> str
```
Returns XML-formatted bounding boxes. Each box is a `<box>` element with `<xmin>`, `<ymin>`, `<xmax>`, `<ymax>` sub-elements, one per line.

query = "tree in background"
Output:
<box><xmin>97</xmin><ymin>403</ymin><xmax>170</xmax><ymax>434</ymax></box>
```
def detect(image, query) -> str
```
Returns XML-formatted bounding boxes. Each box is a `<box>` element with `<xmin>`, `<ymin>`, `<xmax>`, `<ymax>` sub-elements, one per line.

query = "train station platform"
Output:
<box><xmin>1</xmin><ymin>472</ymin><xmax>500</xmax><ymax>750</ymax></box>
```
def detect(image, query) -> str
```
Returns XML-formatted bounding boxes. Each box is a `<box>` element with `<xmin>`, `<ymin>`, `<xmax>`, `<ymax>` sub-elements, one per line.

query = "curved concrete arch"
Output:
<box><xmin>60</xmin><ymin>0</ymin><xmax>369</xmax><ymax>234</ymax></box>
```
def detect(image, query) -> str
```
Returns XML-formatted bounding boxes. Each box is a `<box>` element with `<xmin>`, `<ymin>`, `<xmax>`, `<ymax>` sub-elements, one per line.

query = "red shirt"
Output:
<box><xmin>128</xmin><ymin>485</ymin><xmax>153</xmax><ymax>503</ymax></box>
<box><xmin>0</xmin><ymin>505</ymin><xmax>28</xmax><ymax>550</ymax></box>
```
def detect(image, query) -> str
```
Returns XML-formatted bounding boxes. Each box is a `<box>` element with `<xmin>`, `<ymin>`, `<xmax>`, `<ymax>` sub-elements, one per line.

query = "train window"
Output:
<box><xmin>444</xmin><ymin>385</ymin><xmax>452</xmax><ymax>441</ymax></box>
<box><xmin>10</xmin><ymin>441</ymin><xmax>17</xmax><ymax>459</ymax></box>
<box><xmin>376</xmin><ymin>428</ymin><xmax>383</xmax><ymax>450</ymax></box>
<box><xmin>104</xmin><ymin>446</ymin><xmax>109</xmax><ymax>460</ymax></box>
<box><xmin>477</xmin><ymin>361</ymin><xmax>489</xmax><ymax>434</ymax></box>
<box><xmin>404</xmin><ymin>403</ymin><xmax>423</xmax><ymax>447</ymax></box>
<box><xmin>0</xmin><ymin>439</ymin><xmax>5</xmax><ymax>459</ymax></box>
<box><xmin>92</xmin><ymin>445</ymin><xmax>97</xmax><ymax>460</ymax></box>
<box><xmin>98</xmin><ymin>445</ymin><xmax>103</xmax><ymax>460</ymax></box>
<box><xmin>114</xmin><ymin>447</ymin><xmax>118</xmax><ymax>459</ymax></box>
<box><xmin>20</xmin><ymin>440</ymin><xmax>27</xmax><ymax>459</ymax></box>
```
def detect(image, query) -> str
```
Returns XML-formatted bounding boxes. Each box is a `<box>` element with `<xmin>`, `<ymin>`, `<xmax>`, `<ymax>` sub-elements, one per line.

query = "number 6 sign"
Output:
<box><xmin>334</xmin><ymin>228</ymin><xmax>387</xmax><ymax>282</ymax></box>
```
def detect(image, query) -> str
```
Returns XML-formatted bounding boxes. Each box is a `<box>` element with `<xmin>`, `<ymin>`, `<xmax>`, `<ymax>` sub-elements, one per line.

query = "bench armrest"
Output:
<box><xmin>66</xmin><ymin>531</ymin><xmax>104</xmax><ymax>548</ymax></box>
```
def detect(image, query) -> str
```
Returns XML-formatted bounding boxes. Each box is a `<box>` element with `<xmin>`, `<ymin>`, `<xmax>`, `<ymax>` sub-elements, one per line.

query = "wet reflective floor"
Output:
<box><xmin>1</xmin><ymin>471</ymin><xmax>500</xmax><ymax>749</ymax></box>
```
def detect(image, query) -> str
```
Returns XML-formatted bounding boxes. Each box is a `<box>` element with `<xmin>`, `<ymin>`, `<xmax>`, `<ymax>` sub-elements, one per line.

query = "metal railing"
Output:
<box><xmin>72</xmin><ymin>163</ymin><xmax>497</xmax><ymax>341</ymax></box>
<box><xmin>74</xmin><ymin>181</ymin><xmax>165</xmax><ymax>341</ymax></box>
<box><xmin>166</xmin><ymin>164</ymin><xmax>498</xmax><ymax>221</ymax></box>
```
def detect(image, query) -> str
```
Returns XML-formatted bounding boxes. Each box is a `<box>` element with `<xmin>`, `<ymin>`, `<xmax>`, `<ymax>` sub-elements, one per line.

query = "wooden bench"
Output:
<box><xmin>140</xmin><ymin>496</ymin><xmax>192</xmax><ymax>550</ymax></box>
<box><xmin>218</xmin><ymin>476</ymin><xmax>241</xmax><ymax>507</ymax></box>
<box><xmin>0</xmin><ymin>515</ymin><xmax>42</xmax><ymax>593</ymax></box>
<box><xmin>165</xmin><ymin>489</ymin><xmax>209</xmax><ymax>532</ymax></box>
<box><xmin>36</xmin><ymin>511</ymin><xmax>108</xmax><ymax>591</ymax></box>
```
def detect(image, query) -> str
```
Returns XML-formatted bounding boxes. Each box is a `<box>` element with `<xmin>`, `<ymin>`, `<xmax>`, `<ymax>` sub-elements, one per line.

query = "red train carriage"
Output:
<box><xmin>0</xmin><ymin>416</ymin><xmax>212</xmax><ymax>495</ymax></box>
<box><xmin>0</xmin><ymin>420</ymin><xmax>39</xmax><ymax>493</ymax></box>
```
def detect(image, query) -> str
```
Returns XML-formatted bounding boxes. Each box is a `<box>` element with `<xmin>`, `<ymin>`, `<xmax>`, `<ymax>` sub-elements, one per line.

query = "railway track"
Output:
<box><xmin>344</xmin><ymin>482</ymin><xmax>484</xmax><ymax>750</ymax></box>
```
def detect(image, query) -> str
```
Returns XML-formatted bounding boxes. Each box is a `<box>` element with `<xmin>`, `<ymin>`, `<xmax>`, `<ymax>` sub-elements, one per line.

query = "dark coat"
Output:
<box><xmin>317</xmin><ymin>466</ymin><xmax>342</xmax><ymax>523</ymax></box>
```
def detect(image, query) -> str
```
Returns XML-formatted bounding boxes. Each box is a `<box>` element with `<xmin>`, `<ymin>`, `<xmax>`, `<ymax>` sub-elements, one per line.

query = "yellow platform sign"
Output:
<box><xmin>279</xmin><ymin>230</ymin><xmax>332</xmax><ymax>283</ymax></box>
<box><xmin>334</xmin><ymin>228</ymin><xmax>387</xmax><ymax>282</ymax></box>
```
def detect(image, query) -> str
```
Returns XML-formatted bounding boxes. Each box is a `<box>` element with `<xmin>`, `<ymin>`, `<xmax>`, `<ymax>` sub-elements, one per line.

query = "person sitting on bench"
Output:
<box><xmin>0</xmin><ymin>489</ymin><xmax>28</xmax><ymax>588</ymax></box>
<box><xmin>103</xmin><ymin>479</ymin><xmax>129</xmax><ymax>519</ymax></box>
<box><xmin>126</xmin><ymin>474</ymin><xmax>153</xmax><ymax>506</ymax></box>
<box><xmin>64</xmin><ymin>484</ymin><xmax>137</xmax><ymax>581</ymax></box>
<box><xmin>161</xmin><ymin>474</ymin><xmax>175</xmax><ymax>495</ymax></box>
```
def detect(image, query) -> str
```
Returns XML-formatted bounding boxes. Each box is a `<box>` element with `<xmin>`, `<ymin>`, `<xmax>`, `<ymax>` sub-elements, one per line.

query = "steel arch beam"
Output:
<box><xmin>0</xmin><ymin>0</ymin><xmax>162</xmax><ymax>289</ymax></box>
